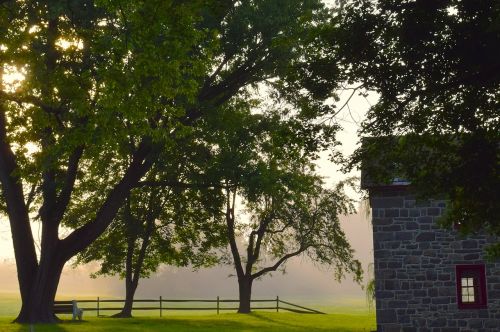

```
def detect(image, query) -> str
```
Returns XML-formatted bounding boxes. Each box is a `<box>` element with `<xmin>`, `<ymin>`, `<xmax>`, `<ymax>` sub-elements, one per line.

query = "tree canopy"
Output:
<box><xmin>334</xmin><ymin>0</ymin><xmax>500</xmax><ymax>253</ymax></box>
<box><xmin>0</xmin><ymin>0</ymin><xmax>345</xmax><ymax>322</ymax></box>
<box><xmin>203</xmin><ymin>101</ymin><xmax>362</xmax><ymax>313</ymax></box>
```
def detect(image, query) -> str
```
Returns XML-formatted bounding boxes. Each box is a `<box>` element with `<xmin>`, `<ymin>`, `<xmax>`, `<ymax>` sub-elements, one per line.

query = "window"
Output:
<box><xmin>456</xmin><ymin>264</ymin><xmax>487</xmax><ymax>309</ymax></box>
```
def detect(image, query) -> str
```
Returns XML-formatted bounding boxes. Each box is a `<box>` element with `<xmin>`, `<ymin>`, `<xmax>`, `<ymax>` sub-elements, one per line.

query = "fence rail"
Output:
<box><xmin>62</xmin><ymin>296</ymin><xmax>325</xmax><ymax>316</ymax></box>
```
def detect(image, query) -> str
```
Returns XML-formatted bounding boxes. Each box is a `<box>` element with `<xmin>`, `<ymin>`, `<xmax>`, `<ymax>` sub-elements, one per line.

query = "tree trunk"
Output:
<box><xmin>15</xmin><ymin>258</ymin><xmax>65</xmax><ymax>323</ymax></box>
<box><xmin>237</xmin><ymin>276</ymin><xmax>253</xmax><ymax>313</ymax></box>
<box><xmin>114</xmin><ymin>214</ymin><xmax>137</xmax><ymax>319</ymax></box>
<box><xmin>113</xmin><ymin>279</ymin><xmax>138</xmax><ymax>318</ymax></box>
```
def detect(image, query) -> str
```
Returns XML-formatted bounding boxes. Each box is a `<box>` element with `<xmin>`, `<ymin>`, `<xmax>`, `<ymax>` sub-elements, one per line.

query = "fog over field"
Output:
<box><xmin>0</xmin><ymin>210</ymin><xmax>372</xmax><ymax>303</ymax></box>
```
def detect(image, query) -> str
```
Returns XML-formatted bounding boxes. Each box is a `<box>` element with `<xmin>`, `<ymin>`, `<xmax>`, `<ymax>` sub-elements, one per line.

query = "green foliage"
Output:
<box><xmin>365</xmin><ymin>263</ymin><xmax>375</xmax><ymax>311</ymax></box>
<box><xmin>335</xmin><ymin>0</ymin><xmax>500</xmax><ymax>246</ymax></box>
<box><xmin>0</xmin><ymin>0</ymin><xmax>341</xmax><ymax>247</ymax></box>
<box><xmin>207</xmin><ymin>100</ymin><xmax>362</xmax><ymax>285</ymax></box>
<box><xmin>0</xmin><ymin>1</ymin><xmax>355</xmax><ymax>321</ymax></box>
<box><xmin>0</xmin><ymin>0</ymin><xmax>212</xmax><ymax>219</ymax></box>
<box><xmin>75</xmin><ymin>183</ymin><xmax>225</xmax><ymax>280</ymax></box>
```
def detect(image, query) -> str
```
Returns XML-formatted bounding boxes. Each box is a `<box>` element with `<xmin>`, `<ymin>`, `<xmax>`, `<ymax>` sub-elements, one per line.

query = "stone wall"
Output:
<box><xmin>370</xmin><ymin>187</ymin><xmax>500</xmax><ymax>332</ymax></box>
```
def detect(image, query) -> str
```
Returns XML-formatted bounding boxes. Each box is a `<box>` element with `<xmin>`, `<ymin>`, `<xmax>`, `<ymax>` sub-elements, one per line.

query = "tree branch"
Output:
<box><xmin>134</xmin><ymin>180</ymin><xmax>227</xmax><ymax>189</ymax></box>
<box><xmin>251</xmin><ymin>245</ymin><xmax>309</xmax><ymax>280</ymax></box>
<box><xmin>52</xmin><ymin>146</ymin><xmax>84</xmax><ymax>223</ymax></box>
<box><xmin>0</xmin><ymin>91</ymin><xmax>63</xmax><ymax>116</ymax></box>
<box><xmin>0</xmin><ymin>104</ymin><xmax>38</xmax><ymax>302</ymax></box>
<box><xmin>59</xmin><ymin>137</ymin><xmax>156</xmax><ymax>260</ymax></box>
<box><xmin>225</xmin><ymin>187</ymin><xmax>244</xmax><ymax>279</ymax></box>
<box><xmin>25</xmin><ymin>182</ymin><xmax>39</xmax><ymax>210</ymax></box>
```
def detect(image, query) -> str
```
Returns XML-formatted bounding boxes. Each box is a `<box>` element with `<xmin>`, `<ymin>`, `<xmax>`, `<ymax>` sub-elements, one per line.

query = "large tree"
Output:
<box><xmin>0</xmin><ymin>0</ymin><xmax>340</xmax><ymax>323</ymax></box>
<box><xmin>333</xmin><ymin>0</ymin><xmax>500</xmax><ymax>253</ymax></box>
<box><xmin>205</xmin><ymin>103</ymin><xmax>362</xmax><ymax>313</ymax></box>
<box><xmin>75</xmin><ymin>180</ymin><xmax>225</xmax><ymax>318</ymax></box>
<box><xmin>71</xmin><ymin>134</ymin><xmax>226</xmax><ymax>318</ymax></box>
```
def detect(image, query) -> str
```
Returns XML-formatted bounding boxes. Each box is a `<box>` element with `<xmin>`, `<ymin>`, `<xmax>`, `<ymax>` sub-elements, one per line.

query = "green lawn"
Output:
<box><xmin>0</xmin><ymin>293</ymin><xmax>376</xmax><ymax>331</ymax></box>
<box><xmin>0</xmin><ymin>312</ymin><xmax>375</xmax><ymax>332</ymax></box>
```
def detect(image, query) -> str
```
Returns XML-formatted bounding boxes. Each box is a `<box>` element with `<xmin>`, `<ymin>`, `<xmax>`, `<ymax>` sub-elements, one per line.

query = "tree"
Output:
<box><xmin>206</xmin><ymin>103</ymin><xmax>362</xmax><ymax>313</ymax></box>
<box><xmin>333</xmin><ymin>0</ymin><xmax>500</xmax><ymax>253</ymax></box>
<box><xmin>75</xmin><ymin>180</ymin><xmax>225</xmax><ymax>318</ymax></box>
<box><xmin>0</xmin><ymin>0</ymin><xmax>341</xmax><ymax>323</ymax></box>
<box><xmin>71</xmin><ymin>135</ymin><xmax>227</xmax><ymax>318</ymax></box>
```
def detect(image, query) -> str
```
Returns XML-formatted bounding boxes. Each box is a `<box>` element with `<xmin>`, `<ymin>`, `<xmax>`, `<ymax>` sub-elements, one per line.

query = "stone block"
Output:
<box><xmin>427</xmin><ymin>288</ymin><xmax>438</xmax><ymax>297</ymax></box>
<box><xmin>438</xmin><ymin>274</ymin><xmax>451</xmax><ymax>281</ymax></box>
<box><xmin>385</xmin><ymin>209</ymin><xmax>400</xmax><ymax>218</ymax></box>
<box><xmin>438</xmin><ymin>287</ymin><xmax>454</xmax><ymax>296</ymax></box>
<box><xmin>422</xmin><ymin>249</ymin><xmax>436</xmax><ymax>257</ymax></box>
<box><xmin>429</xmin><ymin>318</ymin><xmax>447</xmax><ymax>327</ymax></box>
<box><xmin>426</xmin><ymin>270</ymin><xmax>437</xmax><ymax>280</ymax></box>
<box><xmin>405</xmin><ymin>221</ymin><xmax>419</xmax><ymax>230</ymax></box>
<box><xmin>384</xmin><ymin>325</ymin><xmax>401</xmax><ymax>332</ymax></box>
<box><xmin>469</xmin><ymin>319</ymin><xmax>484</xmax><ymax>329</ymax></box>
<box><xmin>427</xmin><ymin>207</ymin><xmax>441</xmax><ymax>216</ymax></box>
<box><xmin>382</xmin><ymin>225</ymin><xmax>402</xmax><ymax>232</ymax></box>
<box><xmin>431</xmin><ymin>297</ymin><xmax>450</xmax><ymax>305</ymax></box>
<box><xmin>404</xmin><ymin>199</ymin><xmax>416</xmax><ymax>208</ymax></box>
<box><xmin>415</xmin><ymin>199</ymin><xmax>431</xmax><ymax>207</ymax></box>
<box><xmin>373</xmin><ymin>218</ymin><xmax>393</xmax><ymax>225</ymax></box>
<box><xmin>484</xmin><ymin>319</ymin><xmax>500</xmax><ymax>328</ymax></box>
<box><xmin>402</xmin><ymin>327</ymin><xmax>417</xmax><ymax>332</ymax></box>
<box><xmin>404</xmin><ymin>256</ymin><xmax>420</xmax><ymax>264</ymax></box>
<box><xmin>416</xmin><ymin>232</ymin><xmax>435</xmax><ymax>242</ymax></box>
<box><xmin>462</xmin><ymin>240</ymin><xmax>478</xmax><ymax>249</ymax></box>
<box><xmin>388</xmin><ymin>300</ymin><xmax>407</xmax><ymax>308</ymax></box>
<box><xmin>371</xmin><ymin>197</ymin><xmax>404</xmax><ymax>208</ymax></box>
<box><xmin>408</xmin><ymin>209</ymin><xmax>420</xmax><ymax>217</ymax></box>
<box><xmin>417</xmin><ymin>216</ymin><xmax>433</xmax><ymax>224</ymax></box>
<box><xmin>387</xmin><ymin>261</ymin><xmax>403</xmax><ymax>269</ymax></box>
<box><xmin>374</xmin><ymin>232</ymin><xmax>394</xmax><ymax>242</ymax></box>
<box><xmin>396</xmin><ymin>232</ymin><xmax>413</xmax><ymax>241</ymax></box>
<box><xmin>377</xmin><ymin>291</ymin><xmax>395</xmax><ymax>299</ymax></box>
<box><xmin>378</xmin><ymin>309</ymin><xmax>397</xmax><ymax>323</ymax></box>
<box><xmin>384</xmin><ymin>280</ymin><xmax>398</xmax><ymax>290</ymax></box>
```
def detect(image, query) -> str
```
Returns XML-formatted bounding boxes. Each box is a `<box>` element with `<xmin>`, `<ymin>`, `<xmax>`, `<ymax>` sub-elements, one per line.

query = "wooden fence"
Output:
<box><xmin>68</xmin><ymin>297</ymin><xmax>325</xmax><ymax>316</ymax></box>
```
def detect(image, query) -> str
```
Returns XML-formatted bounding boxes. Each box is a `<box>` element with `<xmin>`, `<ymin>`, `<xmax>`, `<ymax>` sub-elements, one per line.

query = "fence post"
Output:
<box><xmin>160</xmin><ymin>296</ymin><xmax>162</xmax><ymax>317</ymax></box>
<box><xmin>217</xmin><ymin>296</ymin><xmax>220</xmax><ymax>315</ymax></box>
<box><xmin>276</xmin><ymin>296</ymin><xmax>279</xmax><ymax>313</ymax></box>
<box><xmin>97</xmin><ymin>297</ymin><xmax>100</xmax><ymax>317</ymax></box>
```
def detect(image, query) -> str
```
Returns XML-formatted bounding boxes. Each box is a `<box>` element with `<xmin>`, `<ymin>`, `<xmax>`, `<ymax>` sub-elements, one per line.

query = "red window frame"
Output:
<box><xmin>456</xmin><ymin>264</ymin><xmax>487</xmax><ymax>309</ymax></box>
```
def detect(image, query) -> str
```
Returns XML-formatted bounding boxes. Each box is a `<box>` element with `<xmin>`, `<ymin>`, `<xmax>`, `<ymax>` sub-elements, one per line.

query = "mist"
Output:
<box><xmin>0</xmin><ymin>210</ymin><xmax>373</xmax><ymax>305</ymax></box>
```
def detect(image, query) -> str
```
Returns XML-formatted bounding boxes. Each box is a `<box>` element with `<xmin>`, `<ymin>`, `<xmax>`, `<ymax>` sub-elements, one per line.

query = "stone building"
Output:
<box><xmin>363</xmin><ymin>180</ymin><xmax>500</xmax><ymax>331</ymax></box>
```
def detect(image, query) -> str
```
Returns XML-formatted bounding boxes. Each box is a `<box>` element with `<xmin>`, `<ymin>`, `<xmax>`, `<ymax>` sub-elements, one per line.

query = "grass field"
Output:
<box><xmin>0</xmin><ymin>293</ymin><xmax>376</xmax><ymax>331</ymax></box>
<box><xmin>0</xmin><ymin>313</ymin><xmax>376</xmax><ymax>332</ymax></box>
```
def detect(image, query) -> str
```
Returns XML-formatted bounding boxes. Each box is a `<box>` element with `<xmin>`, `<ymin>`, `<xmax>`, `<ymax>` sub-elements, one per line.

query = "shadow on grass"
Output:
<box><xmin>4</xmin><ymin>313</ymin><xmax>373</xmax><ymax>332</ymax></box>
<box><xmin>12</xmin><ymin>321</ymin><xmax>78</xmax><ymax>332</ymax></box>
<box><xmin>9</xmin><ymin>317</ymin><xmax>256</xmax><ymax>332</ymax></box>
<box><xmin>248</xmin><ymin>312</ymin><xmax>308</xmax><ymax>330</ymax></box>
